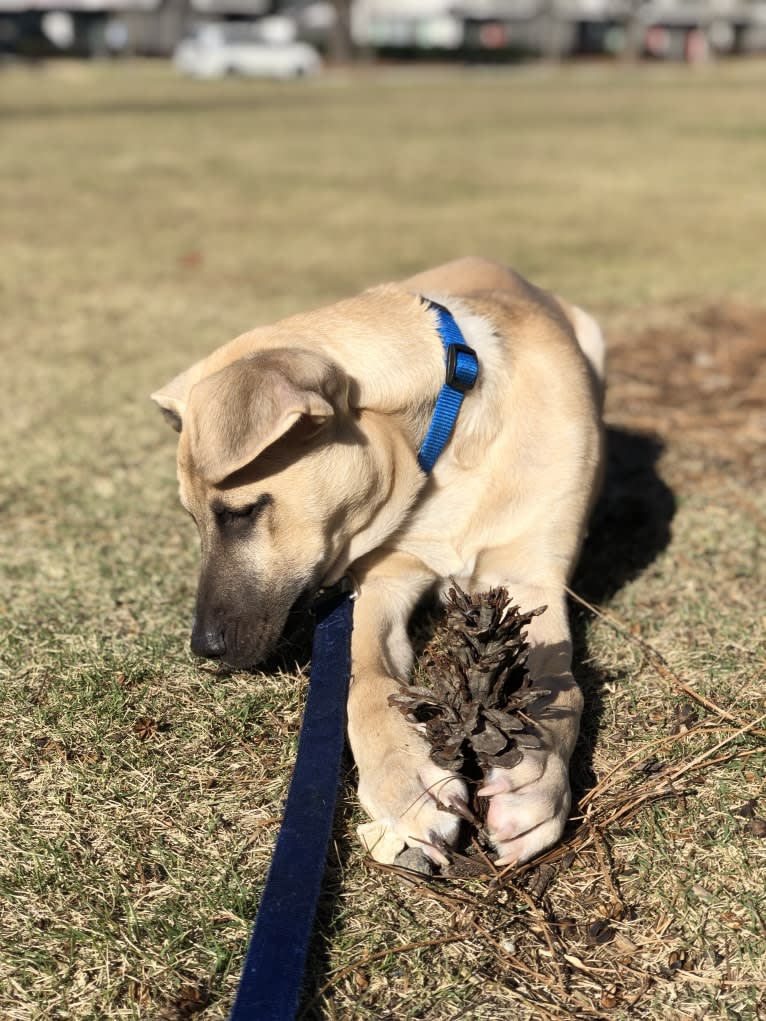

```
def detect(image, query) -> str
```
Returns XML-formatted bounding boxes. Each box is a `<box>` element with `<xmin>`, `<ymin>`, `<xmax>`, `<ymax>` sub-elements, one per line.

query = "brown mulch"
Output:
<box><xmin>608</xmin><ymin>301</ymin><xmax>766</xmax><ymax>484</ymax></box>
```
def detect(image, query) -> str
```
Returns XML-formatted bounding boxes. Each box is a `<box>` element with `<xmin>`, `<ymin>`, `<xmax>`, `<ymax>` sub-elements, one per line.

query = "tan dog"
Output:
<box><xmin>152</xmin><ymin>257</ymin><xmax>605</xmax><ymax>868</ymax></box>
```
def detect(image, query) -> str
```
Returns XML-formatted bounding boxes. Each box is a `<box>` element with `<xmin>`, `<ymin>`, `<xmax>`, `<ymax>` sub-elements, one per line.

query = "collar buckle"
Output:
<box><xmin>310</xmin><ymin>574</ymin><xmax>358</xmax><ymax>611</ymax></box>
<box><xmin>446</xmin><ymin>343</ymin><xmax>479</xmax><ymax>394</ymax></box>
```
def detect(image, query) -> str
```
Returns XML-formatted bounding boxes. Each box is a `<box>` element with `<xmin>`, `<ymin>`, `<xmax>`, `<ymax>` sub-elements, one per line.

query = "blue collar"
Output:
<box><xmin>417</xmin><ymin>300</ymin><xmax>479</xmax><ymax>473</ymax></box>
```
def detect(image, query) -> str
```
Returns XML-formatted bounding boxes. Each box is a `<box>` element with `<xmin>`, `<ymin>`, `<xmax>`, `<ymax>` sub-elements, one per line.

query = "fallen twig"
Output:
<box><xmin>564</xmin><ymin>586</ymin><xmax>766</xmax><ymax>738</ymax></box>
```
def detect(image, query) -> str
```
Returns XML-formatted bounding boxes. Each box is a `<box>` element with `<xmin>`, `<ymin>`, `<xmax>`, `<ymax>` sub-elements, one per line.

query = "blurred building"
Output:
<box><xmin>352</xmin><ymin>0</ymin><xmax>766</xmax><ymax>58</ymax></box>
<box><xmin>0</xmin><ymin>0</ymin><xmax>271</xmax><ymax>55</ymax></box>
<box><xmin>1</xmin><ymin>0</ymin><xmax>765</xmax><ymax>59</ymax></box>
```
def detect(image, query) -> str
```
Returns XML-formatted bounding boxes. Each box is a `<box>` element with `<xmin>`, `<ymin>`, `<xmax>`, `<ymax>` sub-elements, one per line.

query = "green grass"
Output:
<box><xmin>1</xmin><ymin>58</ymin><xmax>765</xmax><ymax>1019</ymax></box>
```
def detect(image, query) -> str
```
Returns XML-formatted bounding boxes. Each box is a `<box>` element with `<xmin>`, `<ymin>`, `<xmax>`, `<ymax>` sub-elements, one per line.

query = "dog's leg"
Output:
<box><xmin>471</xmin><ymin>580</ymin><xmax>583</xmax><ymax>865</ymax></box>
<box><xmin>348</xmin><ymin>554</ymin><xmax>468</xmax><ymax>866</ymax></box>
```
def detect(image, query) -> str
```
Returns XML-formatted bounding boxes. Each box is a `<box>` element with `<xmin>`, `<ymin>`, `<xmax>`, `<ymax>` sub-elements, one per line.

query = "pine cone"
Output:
<box><xmin>389</xmin><ymin>583</ymin><xmax>547</xmax><ymax>776</ymax></box>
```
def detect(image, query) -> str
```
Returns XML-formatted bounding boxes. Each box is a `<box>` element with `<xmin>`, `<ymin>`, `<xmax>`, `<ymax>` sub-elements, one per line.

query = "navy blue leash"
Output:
<box><xmin>228</xmin><ymin>584</ymin><xmax>354</xmax><ymax>1021</ymax></box>
<box><xmin>228</xmin><ymin>299</ymin><xmax>477</xmax><ymax>1019</ymax></box>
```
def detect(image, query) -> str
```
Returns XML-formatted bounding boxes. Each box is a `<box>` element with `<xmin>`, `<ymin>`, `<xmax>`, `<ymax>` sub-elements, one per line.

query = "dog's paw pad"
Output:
<box><xmin>482</xmin><ymin>756</ymin><xmax>571</xmax><ymax>866</ymax></box>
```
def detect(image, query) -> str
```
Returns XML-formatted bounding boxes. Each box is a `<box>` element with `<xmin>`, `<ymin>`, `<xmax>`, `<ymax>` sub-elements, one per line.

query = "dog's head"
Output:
<box><xmin>152</xmin><ymin>347</ymin><xmax>385</xmax><ymax>668</ymax></box>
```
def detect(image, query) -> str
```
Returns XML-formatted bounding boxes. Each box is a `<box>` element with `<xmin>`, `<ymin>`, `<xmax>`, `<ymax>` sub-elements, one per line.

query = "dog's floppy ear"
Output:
<box><xmin>151</xmin><ymin>369</ymin><xmax>194</xmax><ymax>433</ymax></box>
<box><xmin>186</xmin><ymin>350</ymin><xmax>346</xmax><ymax>485</ymax></box>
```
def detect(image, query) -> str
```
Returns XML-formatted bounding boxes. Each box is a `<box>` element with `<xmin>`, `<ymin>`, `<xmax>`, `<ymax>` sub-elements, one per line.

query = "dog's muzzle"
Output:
<box><xmin>189</xmin><ymin>582</ymin><xmax>304</xmax><ymax>669</ymax></box>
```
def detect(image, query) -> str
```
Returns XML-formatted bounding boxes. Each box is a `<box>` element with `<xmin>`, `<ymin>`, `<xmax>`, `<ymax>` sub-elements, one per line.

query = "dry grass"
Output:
<box><xmin>0</xmin><ymin>58</ymin><xmax>764</xmax><ymax>1019</ymax></box>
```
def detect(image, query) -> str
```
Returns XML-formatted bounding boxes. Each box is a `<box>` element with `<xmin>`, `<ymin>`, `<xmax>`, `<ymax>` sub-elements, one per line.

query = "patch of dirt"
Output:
<box><xmin>607</xmin><ymin>301</ymin><xmax>766</xmax><ymax>486</ymax></box>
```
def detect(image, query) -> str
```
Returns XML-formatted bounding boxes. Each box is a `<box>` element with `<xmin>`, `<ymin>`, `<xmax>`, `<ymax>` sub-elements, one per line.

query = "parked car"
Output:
<box><xmin>173</xmin><ymin>22</ymin><xmax>322</xmax><ymax>79</ymax></box>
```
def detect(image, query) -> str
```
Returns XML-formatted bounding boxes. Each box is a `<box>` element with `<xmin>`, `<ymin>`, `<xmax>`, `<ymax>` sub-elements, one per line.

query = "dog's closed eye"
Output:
<box><xmin>212</xmin><ymin>494</ymin><xmax>273</xmax><ymax>528</ymax></box>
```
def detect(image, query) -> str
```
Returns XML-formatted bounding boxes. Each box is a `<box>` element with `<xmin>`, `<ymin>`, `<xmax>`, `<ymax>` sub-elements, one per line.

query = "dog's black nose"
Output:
<box><xmin>190</xmin><ymin>620</ymin><xmax>226</xmax><ymax>659</ymax></box>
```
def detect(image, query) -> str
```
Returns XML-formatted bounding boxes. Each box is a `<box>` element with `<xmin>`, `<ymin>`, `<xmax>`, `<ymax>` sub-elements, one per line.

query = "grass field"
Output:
<box><xmin>1</xmin><ymin>58</ymin><xmax>765</xmax><ymax>1020</ymax></box>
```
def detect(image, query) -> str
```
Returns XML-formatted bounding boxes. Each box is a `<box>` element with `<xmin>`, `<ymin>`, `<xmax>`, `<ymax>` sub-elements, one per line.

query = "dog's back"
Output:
<box><xmin>403</xmin><ymin>255</ymin><xmax>605</xmax><ymax>403</ymax></box>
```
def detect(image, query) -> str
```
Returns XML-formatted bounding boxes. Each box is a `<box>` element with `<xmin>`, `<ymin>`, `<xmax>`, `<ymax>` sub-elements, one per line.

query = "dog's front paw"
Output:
<box><xmin>356</xmin><ymin>744</ymin><xmax>468</xmax><ymax>867</ymax></box>
<box><xmin>479</xmin><ymin>749</ymin><xmax>571</xmax><ymax>866</ymax></box>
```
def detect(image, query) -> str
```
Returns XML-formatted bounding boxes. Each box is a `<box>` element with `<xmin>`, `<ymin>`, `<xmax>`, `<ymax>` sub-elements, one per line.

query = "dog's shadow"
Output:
<box><xmin>569</xmin><ymin>425</ymin><xmax>676</xmax><ymax>803</ymax></box>
<box><xmin>281</xmin><ymin>425</ymin><xmax>675</xmax><ymax>1017</ymax></box>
